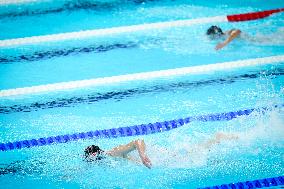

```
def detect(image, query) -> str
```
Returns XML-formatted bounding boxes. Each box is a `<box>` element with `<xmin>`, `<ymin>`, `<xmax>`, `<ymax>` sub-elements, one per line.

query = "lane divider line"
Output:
<box><xmin>0</xmin><ymin>16</ymin><xmax>227</xmax><ymax>47</ymax></box>
<box><xmin>227</xmin><ymin>8</ymin><xmax>284</xmax><ymax>22</ymax></box>
<box><xmin>0</xmin><ymin>8</ymin><xmax>283</xmax><ymax>47</ymax></box>
<box><xmin>1</xmin><ymin>55</ymin><xmax>284</xmax><ymax>98</ymax></box>
<box><xmin>0</xmin><ymin>0</ymin><xmax>38</xmax><ymax>5</ymax></box>
<box><xmin>0</xmin><ymin>104</ymin><xmax>283</xmax><ymax>152</ymax></box>
<box><xmin>198</xmin><ymin>176</ymin><xmax>284</xmax><ymax>189</ymax></box>
<box><xmin>1</xmin><ymin>68</ymin><xmax>282</xmax><ymax>114</ymax></box>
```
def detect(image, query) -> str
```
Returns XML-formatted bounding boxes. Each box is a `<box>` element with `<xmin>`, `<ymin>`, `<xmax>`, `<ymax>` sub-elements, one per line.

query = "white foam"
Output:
<box><xmin>247</xmin><ymin>27</ymin><xmax>284</xmax><ymax>45</ymax></box>
<box><xmin>239</xmin><ymin>109</ymin><xmax>284</xmax><ymax>143</ymax></box>
<box><xmin>151</xmin><ymin>108</ymin><xmax>284</xmax><ymax>168</ymax></box>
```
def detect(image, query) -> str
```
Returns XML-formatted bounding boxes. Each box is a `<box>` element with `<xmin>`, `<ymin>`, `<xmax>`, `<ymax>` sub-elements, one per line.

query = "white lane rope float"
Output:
<box><xmin>0</xmin><ymin>8</ymin><xmax>283</xmax><ymax>47</ymax></box>
<box><xmin>0</xmin><ymin>16</ymin><xmax>227</xmax><ymax>47</ymax></box>
<box><xmin>0</xmin><ymin>55</ymin><xmax>283</xmax><ymax>97</ymax></box>
<box><xmin>0</xmin><ymin>0</ymin><xmax>38</xmax><ymax>5</ymax></box>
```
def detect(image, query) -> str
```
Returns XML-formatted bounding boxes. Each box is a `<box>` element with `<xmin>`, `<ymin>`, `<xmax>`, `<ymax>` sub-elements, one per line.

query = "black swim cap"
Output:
<box><xmin>206</xmin><ymin>25</ymin><xmax>224</xmax><ymax>35</ymax></box>
<box><xmin>84</xmin><ymin>145</ymin><xmax>104</xmax><ymax>161</ymax></box>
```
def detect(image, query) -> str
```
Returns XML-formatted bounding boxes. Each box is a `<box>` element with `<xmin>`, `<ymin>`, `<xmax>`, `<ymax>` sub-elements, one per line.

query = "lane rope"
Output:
<box><xmin>1</xmin><ymin>55</ymin><xmax>284</xmax><ymax>98</ymax></box>
<box><xmin>198</xmin><ymin>176</ymin><xmax>284</xmax><ymax>189</ymax></box>
<box><xmin>0</xmin><ymin>0</ymin><xmax>38</xmax><ymax>5</ymax></box>
<box><xmin>0</xmin><ymin>104</ymin><xmax>283</xmax><ymax>152</ymax></box>
<box><xmin>227</xmin><ymin>8</ymin><xmax>284</xmax><ymax>22</ymax></box>
<box><xmin>0</xmin><ymin>16</ymin><xmax>227</xmax><ymax>47</ymax></box>
<box><xmin>0</xmin><ymin>8</ymin><xmax>283</xmax><ymax>47</ymax></box>
<box><xmin>2</xmin><ymin>67</ymin><xmax>283</xmax><ymax>114</ymax></box>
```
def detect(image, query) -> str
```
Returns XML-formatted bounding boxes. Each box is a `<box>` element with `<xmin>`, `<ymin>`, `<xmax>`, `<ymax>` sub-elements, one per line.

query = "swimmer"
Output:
<box><xmin>206</xmin><ymin>25</ymin><xmax>241</xmax><ymax>50</ymax></box>
<box><xmin>84</xmin><ymin>132</ymin><xmax>238</xmax><ymax>169</ymax></box>
<box><xmin>84</xmin><ymin>139</ymin><xmax>152</xmax><ymax>169</ymax></box>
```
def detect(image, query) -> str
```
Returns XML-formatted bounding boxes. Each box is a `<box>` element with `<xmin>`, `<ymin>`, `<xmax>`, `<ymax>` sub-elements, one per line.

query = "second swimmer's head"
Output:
<box><xmin>206</xmin><ymin>25</ymin><xmax>224</xmax><ymax>37</ymax></box>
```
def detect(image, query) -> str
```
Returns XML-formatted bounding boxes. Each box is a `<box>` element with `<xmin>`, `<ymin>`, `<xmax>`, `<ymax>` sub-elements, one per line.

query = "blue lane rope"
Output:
<box><xmin>0</xmin><ymin>104</ymin><xmax>283</xmax><ymax>152</ymax></box>
<box><xmin>198</xmin><ymin>175</ymin><xmax>284</xmax><ymax>189</ymax></box>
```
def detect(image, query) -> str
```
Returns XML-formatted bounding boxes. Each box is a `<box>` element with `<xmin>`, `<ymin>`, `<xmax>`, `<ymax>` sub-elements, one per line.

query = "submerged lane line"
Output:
<box><xmin>0</xmin><ymin>55</ymin><xmax>284</xmax><ymax>97</ymax></box>
<box><xmin>0</xmin><ymin>16</ymin><xmax>227</xmax><ymax>47</ymax></box>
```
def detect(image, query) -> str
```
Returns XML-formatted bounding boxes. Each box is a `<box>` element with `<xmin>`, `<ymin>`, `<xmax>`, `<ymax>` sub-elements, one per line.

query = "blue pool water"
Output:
<box><xmin>0</xmin><ymin>0</ymin><xmax>284</xmax><ymax>188</ymax></box>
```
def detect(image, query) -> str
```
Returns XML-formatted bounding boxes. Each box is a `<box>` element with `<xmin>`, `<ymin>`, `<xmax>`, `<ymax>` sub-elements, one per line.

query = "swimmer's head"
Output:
<box><xmin>84</xmin><ymin>145</ymin><xmax>105</xmax><ymax>161</ymax></box>
<box><xmin>207</xmin><ymin>26</ymin><xmax>224</xmax><ymax>38</ymax></box>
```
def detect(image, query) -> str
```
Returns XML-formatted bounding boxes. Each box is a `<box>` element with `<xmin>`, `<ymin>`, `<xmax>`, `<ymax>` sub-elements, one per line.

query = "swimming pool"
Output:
<box><xmin>0</xmin><ymin>0</ymin><xmax>284</xmax><ymax>188</ymax></box>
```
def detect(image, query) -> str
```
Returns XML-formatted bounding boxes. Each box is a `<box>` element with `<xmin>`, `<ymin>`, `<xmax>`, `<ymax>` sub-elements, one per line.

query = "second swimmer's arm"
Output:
<box><xmin>216</xmin><ymin>29</ymin><xmax>241</xmax><ymax>50</ymax></box>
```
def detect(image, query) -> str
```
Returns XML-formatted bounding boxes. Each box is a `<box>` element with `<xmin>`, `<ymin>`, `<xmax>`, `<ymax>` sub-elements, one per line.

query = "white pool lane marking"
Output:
<box><xmin>1</xmin><ymin>55</ymin><xmax>284</xmax><ymax>97</ymax></box>
<box><xmin>0</xmin><ymin>16</ymin><xmax>227</xmax><ymax>47</ymax></box>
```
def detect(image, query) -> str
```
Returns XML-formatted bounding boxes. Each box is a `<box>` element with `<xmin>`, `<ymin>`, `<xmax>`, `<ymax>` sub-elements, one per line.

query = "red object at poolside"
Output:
<box><xmin>227</xmin><ymin>8</ymin><xmax>284</xmax><ymax>22</ymax></box>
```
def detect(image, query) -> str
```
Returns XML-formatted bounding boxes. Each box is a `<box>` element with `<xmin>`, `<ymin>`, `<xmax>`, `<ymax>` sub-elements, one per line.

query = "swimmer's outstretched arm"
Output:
<box><xmin>216</xmin><ymin>29</ymin><xmax>241</xmax><ymax>50</ymax></box>
<box><xmin>106</xmin><ymin>139</ymin><xmax>152</xmax><ymax>169</ymax></box>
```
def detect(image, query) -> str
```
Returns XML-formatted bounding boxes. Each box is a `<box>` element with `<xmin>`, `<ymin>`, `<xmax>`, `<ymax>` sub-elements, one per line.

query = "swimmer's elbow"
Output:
<box><xmin>233</xmin><ymin>29</ymin><xmax>241</xmax><ymax>36</ymax></box>
<box><xmin>226</xmin><ymin>29</ymin><xmax>241</xmax><ymax>43</ymax></box>
<box><xmin>134</xmin><ymin>139</ymin><xmax>144</xmax><ymax>147</ymax></box>
<box><xmin>134</xmin><ymin>139</ymin><xmax>144</xmax><ymax>144</ymax></box>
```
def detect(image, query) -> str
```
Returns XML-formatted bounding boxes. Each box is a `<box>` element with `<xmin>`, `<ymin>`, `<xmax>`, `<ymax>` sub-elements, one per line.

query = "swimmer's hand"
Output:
<box><xmin>141</xmin><ymin>155</ymin><xmax>152</xmax><ymax>169</ymax></box>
